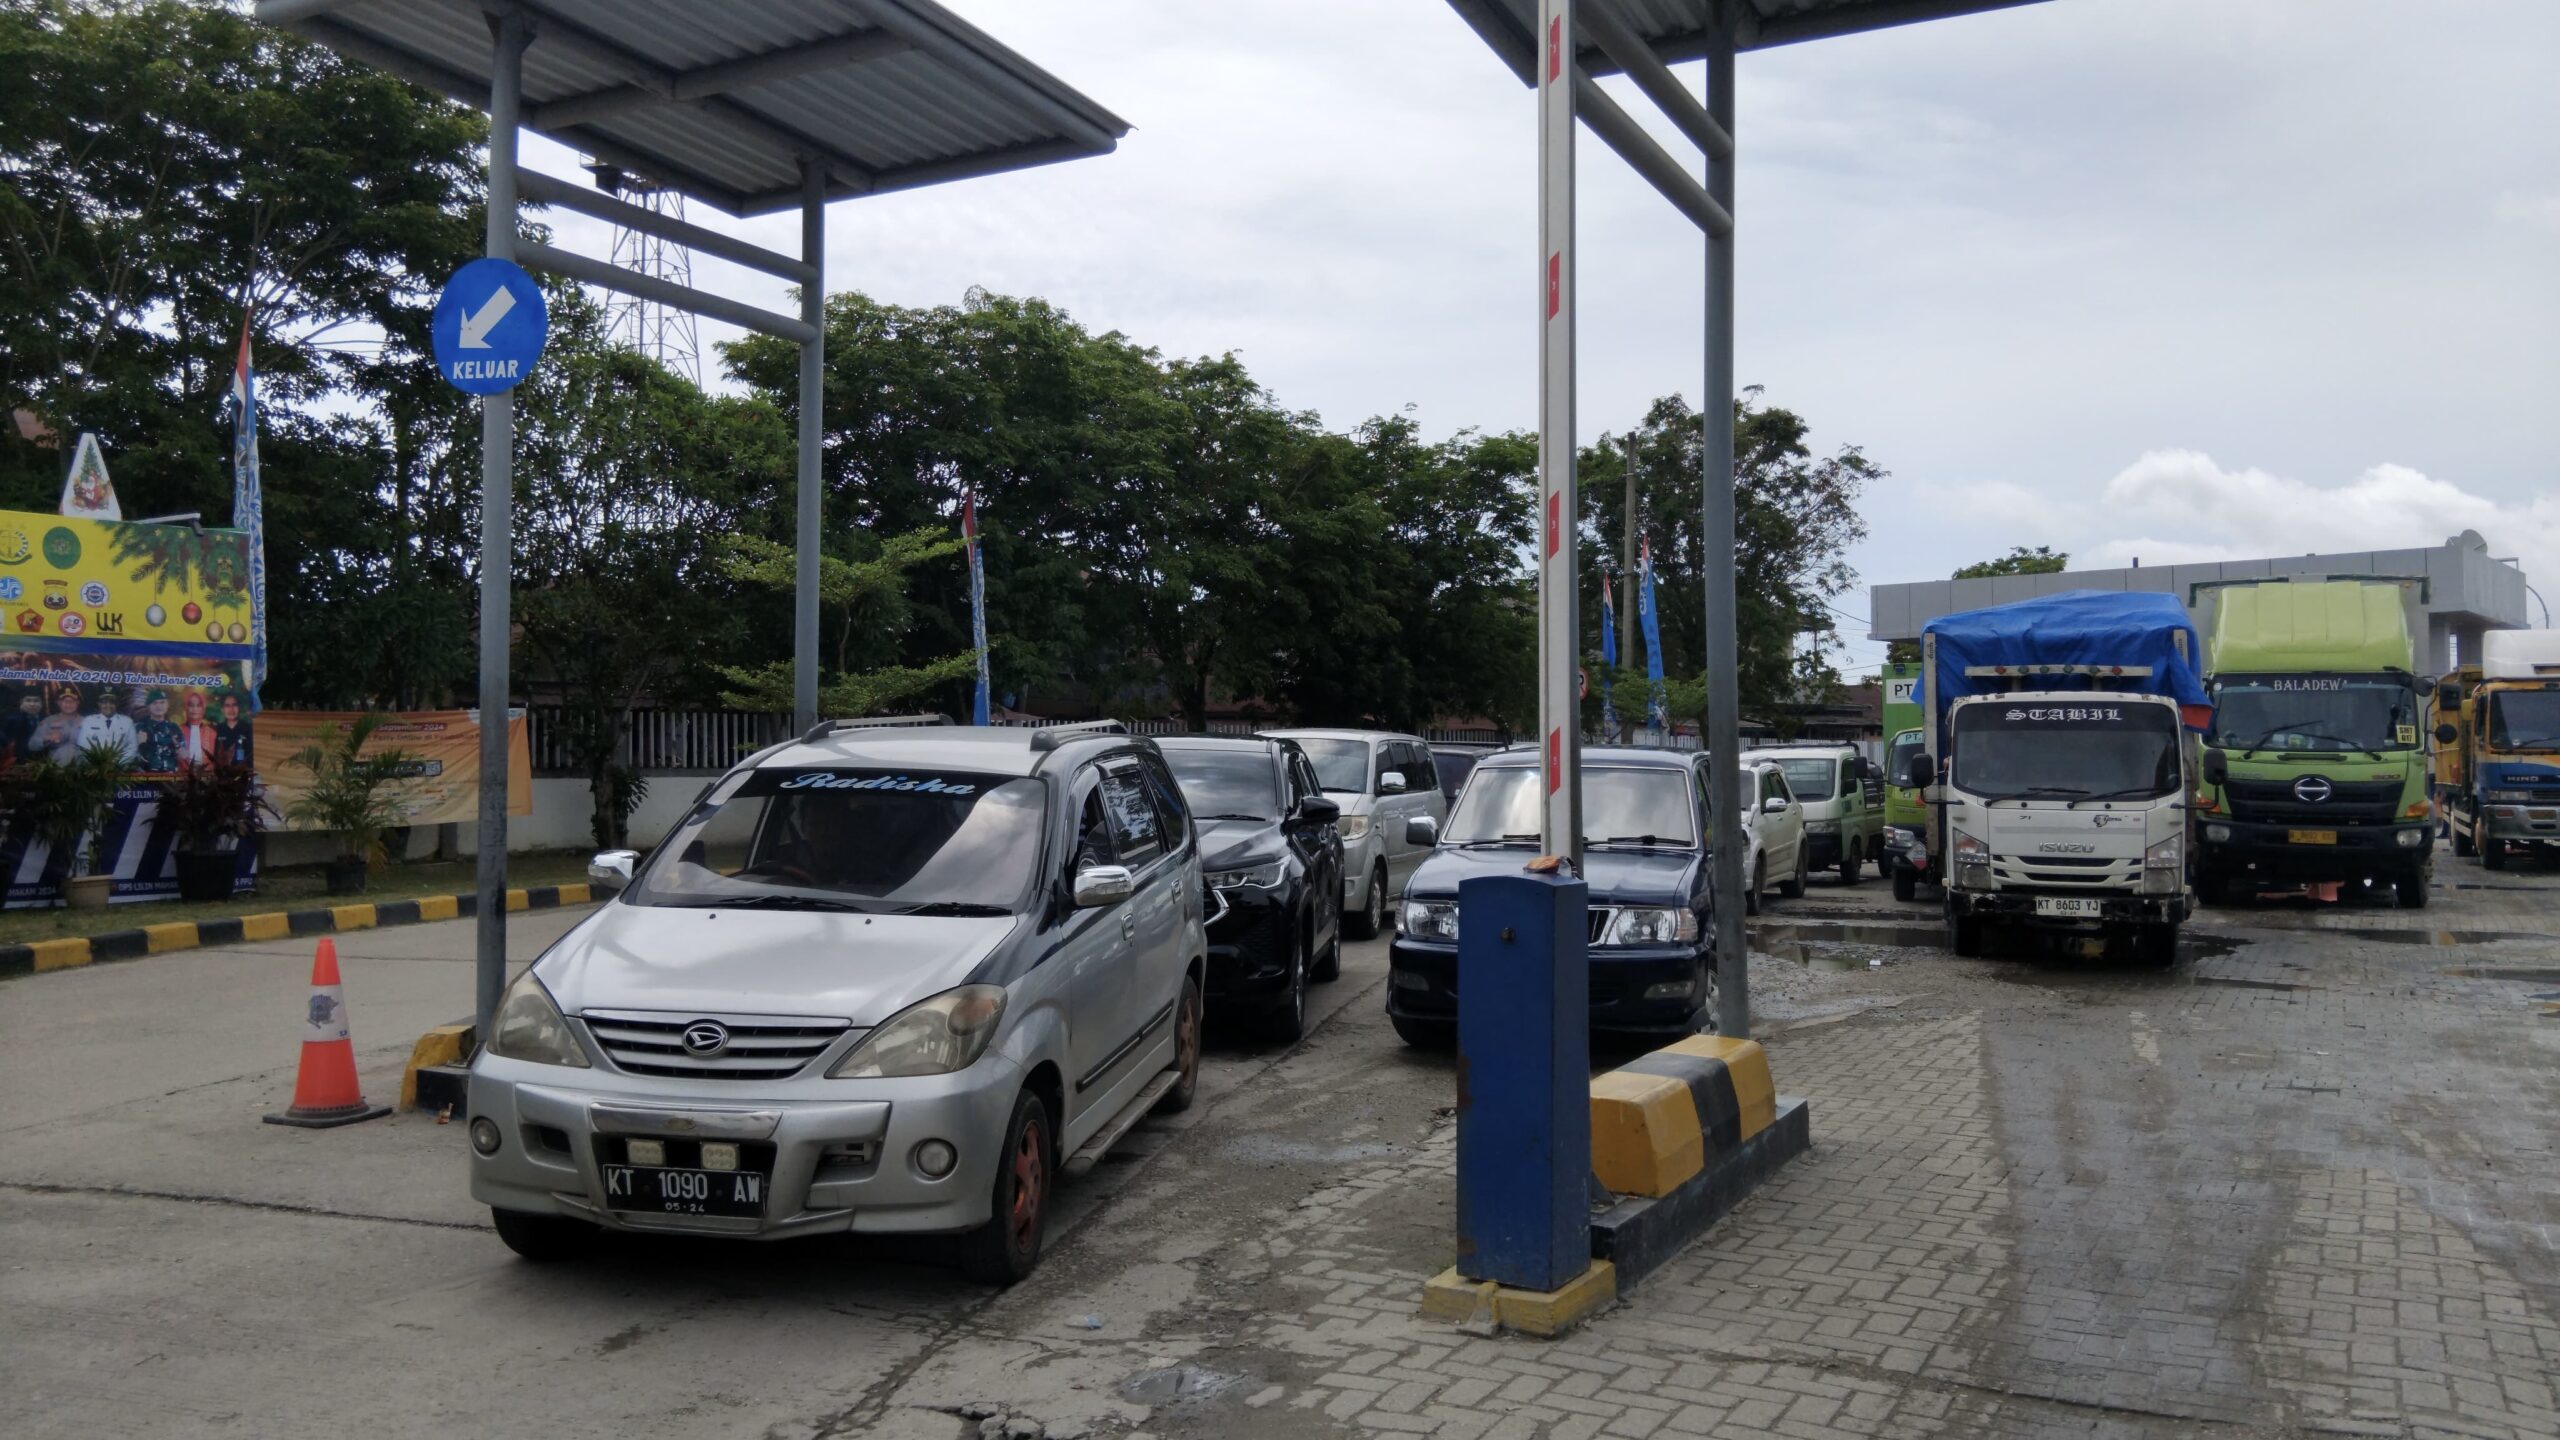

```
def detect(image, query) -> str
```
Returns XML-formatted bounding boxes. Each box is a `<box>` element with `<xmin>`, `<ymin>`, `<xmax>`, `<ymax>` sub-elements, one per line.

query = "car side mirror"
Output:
<box><xmin>1073</xmin><ymin>865</ymin><xmax>1135</xmax><ymax>908</ymax></box>
<box><xmin>1378</xmin><ymin>769</ymin><xmax>1408</xmax><ymax>795</ymax></box>
<box><xmin>1296</xmin><ymin>795</ymin><xmax>1341</xmax><ymax>825</ymax></box>
<box><xmin>2435</xmin><ymin>722</ymin><xmax>2459</xmax><ymax>745</ymax></box>
<box><xmin>1404</xmin><ymin>815</ymin><xmax>1439</xmax><ymax>846</ymax></box>
<box><xmin>589</xmin><ymin>849</ymin><xmax>638</xmax><ymax>888</ymax></box>
<box><xmin>1903</xmin><ymin>754</ymin><xmax>1934</xmax><ymax>791</ymax></box>
<box><xmin>1762</xmin><ymin>796</ymin><xmax>1788</xmax><ymax>814</ymax></box>
<box><xmin>2201</xmin><ymin>749</ymin><xmax>2229</xmax><ymax>787</ymax></box>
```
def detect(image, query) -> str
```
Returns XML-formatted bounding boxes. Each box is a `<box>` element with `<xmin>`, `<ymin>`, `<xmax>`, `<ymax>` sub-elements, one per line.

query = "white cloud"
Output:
<box><xmin>2096</xmin><ymin>449</ymin><xmax>2560</xmax><ymax>598</ymax></box>
<box><xmin>2496</xmin><ymin>189</ymin><xmax>2560</xmax><ymax>236</ymax></box>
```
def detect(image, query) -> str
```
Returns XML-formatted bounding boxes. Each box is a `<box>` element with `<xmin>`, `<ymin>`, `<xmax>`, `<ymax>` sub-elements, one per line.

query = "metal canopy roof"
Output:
<box><xmin>1450</xmin><ymin>0</ymin><xmax>2049</xmax><ymax>78</ymax></box>
<box><xmin>258</xmin><ymin>0</ymin><xmax>1131</xmax><ymax>216</ymax></box>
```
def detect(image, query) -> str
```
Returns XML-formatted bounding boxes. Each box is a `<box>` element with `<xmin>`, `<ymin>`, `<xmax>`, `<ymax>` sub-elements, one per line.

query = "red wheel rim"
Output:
<box><xmin>1009</xmin><ymin>1119</ymin><xmax>1045</xmax><ymax>1253</ymax></box>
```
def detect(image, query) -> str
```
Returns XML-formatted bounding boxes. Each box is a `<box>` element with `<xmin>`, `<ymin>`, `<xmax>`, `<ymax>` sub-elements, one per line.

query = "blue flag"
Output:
<box><xmin>229</xmin><ymin>323</ymin><xmax>268</xmax><ymax>692</ymax></box>
<box><xmin>963</xmin><ymin>488</ymin><xmax>990</xmax><ymax>726</ymax></box>
<box><xmin>1599</xmin><ymin>578</ymin><xmax>1619</xmax><ymax>741</ymax></box>
<box><xmin>1638</xmin><ymin>539</ymin><xmax>1668</xmax><ymax>731</ymax></box>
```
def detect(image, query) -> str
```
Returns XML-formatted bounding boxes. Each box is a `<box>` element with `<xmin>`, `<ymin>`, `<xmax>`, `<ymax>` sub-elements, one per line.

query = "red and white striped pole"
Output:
<box><xmin>1537</xmin><ymin>0</ymin><xmax>1582</xmax><ymax>871</ymax></box>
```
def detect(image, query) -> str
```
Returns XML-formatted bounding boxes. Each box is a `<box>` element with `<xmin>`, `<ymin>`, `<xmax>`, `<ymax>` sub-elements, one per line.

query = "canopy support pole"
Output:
<box><xmin>474</xmin><ymin>9</ymin><xmax>529</xmax><ymax>1045</ymax></box>
<box><xmin>1702</xmin><ymin>32</ymin><xmax>1748</xmax><ymax>1038</ymax></box>
<box><xmin>793</xmin><ymin>159</ymin><xmax>826</xmax><ymax>735</ymax></box>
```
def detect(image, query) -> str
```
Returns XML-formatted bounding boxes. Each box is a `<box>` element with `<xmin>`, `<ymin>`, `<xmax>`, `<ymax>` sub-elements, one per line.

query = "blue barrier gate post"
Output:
<box><xmin>1454</xmin><ymin>867</ymin><xmax>1590</xmax><ymax>1293</ymax></box>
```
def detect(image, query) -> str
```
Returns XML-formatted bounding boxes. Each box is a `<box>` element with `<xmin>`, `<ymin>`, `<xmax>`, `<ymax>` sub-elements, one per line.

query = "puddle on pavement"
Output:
<box><xmin>1121</xmin><ymin>1364</ymin><xmax>1247</xmax><ymax>1406</ymax></box>
<box><xmin>2442</xmin><ymin>967</ymin><xmax>2560</xmax><ymax>983</ymax></box>
<box><xmin>1217</xmin><ymin>1136</ymin><xmax>1404</xmax><ymax>1166</ymax></box>
<box><xmin>2194</xmin><ymin>975</ymin><xmax>2302</xmax><ymax>993</ymax></box>
<box><xmin>2312</xmin><ymin>929</ymin><xmax>2554</xmax><ymax>947</ymax></box>
<box><xmin>1753</xmin><ymin>920</ymin><xmax>1943</xmax><ymax>951</ymax></box>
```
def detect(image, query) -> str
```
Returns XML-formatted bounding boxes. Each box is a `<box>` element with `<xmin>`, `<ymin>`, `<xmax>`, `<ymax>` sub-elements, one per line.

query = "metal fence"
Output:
<box><xmin>527</xmin><ymin>707</ymin><xmax>794</xmax><ymax>776</ymax></box>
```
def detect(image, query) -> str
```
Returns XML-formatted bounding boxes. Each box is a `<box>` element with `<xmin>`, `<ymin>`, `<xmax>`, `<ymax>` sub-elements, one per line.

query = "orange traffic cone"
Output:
<box><xmin>262</xmin><ymin>938</ymin><xmax>391</xmax><ymax>1129</ymax></box>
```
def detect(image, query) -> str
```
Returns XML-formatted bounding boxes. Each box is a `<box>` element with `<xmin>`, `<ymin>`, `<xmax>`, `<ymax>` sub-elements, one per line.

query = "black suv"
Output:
<box><xmin>1157</xmin><ymin>737</ymin><xmax>1345</xmax><ymax>1041</ymax></box>
<box><xmin>1387</xmin><ymin>746</ymin><xmax>1717</xmax><ymax>1047</ymax></box>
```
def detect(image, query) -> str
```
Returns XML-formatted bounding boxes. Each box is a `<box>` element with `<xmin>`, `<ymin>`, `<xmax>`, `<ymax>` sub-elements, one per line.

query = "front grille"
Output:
<box><xmin>2223</xmin><ymin>776</ymin><xmax>2400</xmax><ymax>825</ymax></box>
<box><xmin>582</xmin><ymin>1010</ymin><xmax>855</xmax><ymax>1081</ymax></box>
<box><xmin>1990</xmin><ymin>855</ymin><xmax>2138</xmax><ymax>888</ymax></box>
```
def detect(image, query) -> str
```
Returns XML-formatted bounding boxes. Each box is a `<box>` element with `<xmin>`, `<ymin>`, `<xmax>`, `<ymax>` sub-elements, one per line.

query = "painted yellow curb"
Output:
<box><xmin>241</xmin><ymin>912</ymin><xmax>292</xmax><ymax>942</ymax></box>
<box><xmin>30</xmin><ymin>938</ymin><xmax>91</xmax><ymax>972</ymax></box>
<box><xmin>504</xmin><ymin>888</ymin><xmax>530</xmax><ymax>913</ymax></box>
<box><xmin>400</xmin><ymin>1022</ymin><xmax>475</xmax><ymax>1110</ymax></box>
<box><xmin>143</xmin><ymin>922</ymin><xmax>201</xmax><ymax>954</ymax></box>
<box><xmin>330</xmin><ymin>903</ymin><xmax>378</xmax><ymax>931</ymax></box>
<box><xmin>557</xmin><ymin>882</ymin><xmax>591</xmax><ymax>905</ymax></box>
<box><xmin>1420</xmin><ymin>1261</ymin><xmax>1617</xmax><ymax>1338</ymax></box>
<box><xmin>1590</xmin><ymin>1070</ymin><xmax>1705</xmax><ymax>1198</ymax></box>
<box><xmin>414</xmin><ymin>894</ymin><xmax>459</xmax><ymax>922</ymax></box>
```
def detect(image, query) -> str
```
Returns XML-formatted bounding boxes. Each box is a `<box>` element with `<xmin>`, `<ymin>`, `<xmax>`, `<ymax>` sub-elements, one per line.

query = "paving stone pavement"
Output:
<box><xmin>883</xmin><ymin>855</ymin><xmax>2560</xmax><ymax>1440</ymax></box>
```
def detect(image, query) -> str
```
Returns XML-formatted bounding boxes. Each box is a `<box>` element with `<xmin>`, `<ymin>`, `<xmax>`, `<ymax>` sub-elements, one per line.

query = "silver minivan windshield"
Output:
<box><xmin>1293</xmin><ymin>738</ymin><xmax>1371</xmax><ymax>794</ymax></box>
<box><xmin>1447</xmin><ymin>765</ymin><xmax>1698</xmax><ymax>847</ymax></box>
<box><xmin>625</xmin><ymin>769</ymin><xmax>1044</xmax><ymax>915</ymax></box>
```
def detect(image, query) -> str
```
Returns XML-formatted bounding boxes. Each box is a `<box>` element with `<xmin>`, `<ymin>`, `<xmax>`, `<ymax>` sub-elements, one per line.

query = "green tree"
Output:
<box><xmin>712</xmin><ymin>528</ymin><xmax>980</xmax><ymax>720</ymax></box>
<box><xmin>1953</xmin><ymin>544</ymin><xmax>2069</xmax><ymax>579</ymax></box>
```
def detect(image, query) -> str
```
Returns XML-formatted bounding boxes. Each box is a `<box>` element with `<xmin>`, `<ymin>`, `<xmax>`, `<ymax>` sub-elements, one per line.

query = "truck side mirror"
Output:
<box><xmin>2201</xmin><ymin>750</ymin><xmax>2229</xmax><ymax>787</ymax></box>
<box><xmin>2437</xmin><ymin>684</ymin><xmax>2462</xmax><ymax>710</ymax></box>
<box><xmin>1903</xmin><ymin>753</ymin><xmax>1934</xmax><ymax>791</ymax></box>
<box><xmin>2435</xmin><ymin>723</ymin><xmax>2459</xmax><ymax>745</ymax></box>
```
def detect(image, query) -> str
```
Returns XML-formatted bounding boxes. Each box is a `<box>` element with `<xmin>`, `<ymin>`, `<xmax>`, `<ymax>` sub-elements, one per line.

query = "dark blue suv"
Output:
<box><xmin>1386</xmin><ymin>746</ymin><xmax>1718</xmax><ymax>1048</ymax></box>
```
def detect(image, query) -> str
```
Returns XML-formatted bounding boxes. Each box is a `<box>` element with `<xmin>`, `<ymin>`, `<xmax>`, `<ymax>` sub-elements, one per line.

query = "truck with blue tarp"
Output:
<box><xmin>2191</xmin><ymin>580</ymin><xmax>2434</xmax><ymax>906</ymax></box>
<box><xmin>2435</xmin><ymin>630</ymin><xmax>2560</xmax><ymax>869</ymax></box>
<box><xmin>1904</xmin><ymin>591</ymin><xmax>2206</xmax><ymax>965</ymax></box>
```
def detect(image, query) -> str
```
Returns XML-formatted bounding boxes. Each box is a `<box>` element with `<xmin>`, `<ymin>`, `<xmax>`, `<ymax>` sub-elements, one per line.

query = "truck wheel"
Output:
<box><xmin>2483</xmin><ymin>838</ymin><xmax>2508</xmax><ymax>871</ymax></box>
<box><xmin>960</xmin><ymin>1089</ymin><xmax>1053</xmax><ymax>1285</ymax></box>
<box><xmin>2392</xmin><ymin>869</ymin><xmax>2429</xmax><ymax>909</ymax></box>
<box><xmin>1891</xmin><ymin>866</ymin><xmax>1917</xmax><ymax>903</ymax></box>
<box><xmin>2136</xmin><ymin>924</ymin><xmax>2179</xmax><ymax>969</ymax></box>
<box><xmin>2193</xmin><ymin>868</ymin><xmax>2229</xmax><ymax>907</ymax></box>
<box><xmin>1839</xmin><ymin>841</ymin><xmax>1861</xmax><ymax>887</ymax></box>
<box><xmin>1876</xmin><ymin>846</ymin><xmax>1892</xmax><ymax>881</ymax></box>
<box><xmin>1950</xmin><ymin>913</ymin><xmax>1985</xmax><ymax>958</ymax></box>
<box><xmin>2452</xmin><ymin>823</ymin><xmax>2475</xmax><ymax>858</ymax></box>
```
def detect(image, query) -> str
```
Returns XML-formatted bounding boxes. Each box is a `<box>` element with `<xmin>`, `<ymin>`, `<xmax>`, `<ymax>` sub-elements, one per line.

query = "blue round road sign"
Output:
<box><xmin>431</xmin><ymin>257</ymin><xmax>549</xmax><ymax>396</ymax></box>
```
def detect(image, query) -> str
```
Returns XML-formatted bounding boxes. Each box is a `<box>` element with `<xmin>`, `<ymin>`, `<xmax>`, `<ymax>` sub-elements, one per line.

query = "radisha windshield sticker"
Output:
<box><xmin>779</xmin><ymin>772</ymin><xmax>982</xmax><ymax>796</ymax></box>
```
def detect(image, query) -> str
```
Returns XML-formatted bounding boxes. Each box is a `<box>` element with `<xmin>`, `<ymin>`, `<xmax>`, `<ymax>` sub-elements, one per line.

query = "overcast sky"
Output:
<box><xmin>524</xmin><ymin>0</ymin><xmax>2560</xmax><ymax>675</ymax></box>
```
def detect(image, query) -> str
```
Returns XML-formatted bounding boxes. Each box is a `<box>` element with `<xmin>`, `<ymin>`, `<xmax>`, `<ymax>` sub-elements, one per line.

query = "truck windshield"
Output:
<box><xmin>1887</xmin><ymin>731</ymin><xmax>1922</xmax><ymax>790</ymax></box>
<box><xmin>1952</xmin><ymin>703</ymin><xmax>2179</xmax><ymax>801</ymax></box>
<box><xmin>1448</xmin><ymin>765</ymin><xmax>1698</xmax><ymax>846</ymax></box>
<box><xmin>2208</xmin><ymin>675</ymin><xmax>2415</xmax><ymax>753</ymax></box>
<box><xmin>625</xmin><ymin>769</ymin><xmax>1044</xmax><ymax>914</ymax></box>
<box><xmin>2487</xmin><ymin>689</ymin><xmax>2560</xmax><ymax>749</ymax></box>
<box><xmin>1769</xmin><ymin>759</ymin><xmax>1836</xmax><ymax>801</ymax></box>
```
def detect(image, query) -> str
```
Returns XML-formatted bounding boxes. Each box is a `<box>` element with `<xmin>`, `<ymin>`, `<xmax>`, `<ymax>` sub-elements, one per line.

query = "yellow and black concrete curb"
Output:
<box><xmin>0</xmin><ymin>883</ymin><xmax>595</xmax><ymax>982</ymax></box>
<box><xmin>1423</xmin><ymin>1035</ymin><xmax>1811</xmax><ymax>1337</ymax></box>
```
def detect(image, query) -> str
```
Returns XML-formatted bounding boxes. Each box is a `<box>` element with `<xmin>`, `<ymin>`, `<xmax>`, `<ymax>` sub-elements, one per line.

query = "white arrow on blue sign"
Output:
<box><xmin>431</xmin><ymin>257</ymin><xmax>549</xmax><ymax>396</ymax></box>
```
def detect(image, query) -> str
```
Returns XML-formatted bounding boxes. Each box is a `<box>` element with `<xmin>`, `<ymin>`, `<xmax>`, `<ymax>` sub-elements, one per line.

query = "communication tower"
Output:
<box><xmin>582</xmin><ymin>161</ymin><xmax>700</xmax><ymax>384</ymax></box>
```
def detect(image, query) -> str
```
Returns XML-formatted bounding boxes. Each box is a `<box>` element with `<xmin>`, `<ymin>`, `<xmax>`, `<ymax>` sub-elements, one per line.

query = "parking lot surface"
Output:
<box><xmin>5</xmin><ymin>854</ymin><xmax>2556</xmax><ymax>1440</ymax></box>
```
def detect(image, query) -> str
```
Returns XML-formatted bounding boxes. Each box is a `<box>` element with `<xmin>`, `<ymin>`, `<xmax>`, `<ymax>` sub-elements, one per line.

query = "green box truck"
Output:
<box><xmin>2193</xmin><ymin>580</ymin><xmax>2435</xmax><ymax>907</ymax></box>
<box><xmin>1878</xmin><ymin>664</ymin><xmax>1931</xmax><ymax>900</ymax></box>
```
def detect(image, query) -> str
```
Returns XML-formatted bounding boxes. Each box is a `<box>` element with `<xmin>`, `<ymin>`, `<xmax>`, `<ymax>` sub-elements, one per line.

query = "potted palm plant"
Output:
<box><xmin>48</xmin><ymin>740</ymin><xmax>142</xmax><ymax>908</ymax></box>
<box><xmin>155</xmin><ymin>762</ymin><xmax>274</xmax><ymax>903</ymax></box>
<box><xmin>282</xmin><ymin>713</ymin><xmax>419</xmax><ymax>896</ymax></box>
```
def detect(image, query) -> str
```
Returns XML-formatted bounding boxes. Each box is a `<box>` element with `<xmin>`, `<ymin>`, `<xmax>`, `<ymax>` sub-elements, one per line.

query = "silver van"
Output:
<box><xmin>467</xmin><ymin>719</ymin><xmax>1206</xmax><ymax>1284</ymax></box>
<box><xmin>1259</xmin><ymin>729</ymin><xmax>1449</xmax><ymax>939</ymax></box>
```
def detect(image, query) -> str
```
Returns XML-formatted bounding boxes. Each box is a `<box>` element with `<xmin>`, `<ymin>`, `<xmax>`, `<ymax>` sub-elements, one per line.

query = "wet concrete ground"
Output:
<box><xmin>4</xmin><ymin>847</ymin><xmax>2556</xmax><ymax>1439</ymax></box>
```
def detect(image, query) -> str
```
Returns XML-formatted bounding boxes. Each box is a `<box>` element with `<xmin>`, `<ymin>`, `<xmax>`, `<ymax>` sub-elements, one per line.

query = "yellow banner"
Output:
<box><xmin>258</xmin><ymin>710</ymin><xmax>531</xmax><ymax>830</ymax></box>
<box><xmin>0</xmin><ymin>509</ymin><xmax>255</xmax><ymax>649</ymax></box>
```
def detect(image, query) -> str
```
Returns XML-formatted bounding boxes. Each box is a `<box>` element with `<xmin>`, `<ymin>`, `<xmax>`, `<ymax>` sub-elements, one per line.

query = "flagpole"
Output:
<box><xmin>230</xmin><ymin>311</ymin><xmax>268</xmax><ymax>696</ymax></box>
<box><xmin>965</xmin><ymin>489</ymin><xmax>990</xmax><ymax>726</ymax></box>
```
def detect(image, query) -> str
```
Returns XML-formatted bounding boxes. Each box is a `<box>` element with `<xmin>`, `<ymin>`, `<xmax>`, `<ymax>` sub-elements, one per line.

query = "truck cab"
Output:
<box><xmin>2192</xmin><ymin>581</ymin><xmax>2435</xmax><ymax>907</ymax></box>
<box><xmin>2439</xmin><ymin>631</ymin><xmax>2560</xmax><ymax>869</ymax></box>
<box><xmin>1911</xmin><ymin>591</ymin><xmax>2207</xmax><ymax>967</ymax></box>
<box><xmin>1883</xmin><ymin>726</ymin><xmax>1930</xmax><ymax>901</ymax></box>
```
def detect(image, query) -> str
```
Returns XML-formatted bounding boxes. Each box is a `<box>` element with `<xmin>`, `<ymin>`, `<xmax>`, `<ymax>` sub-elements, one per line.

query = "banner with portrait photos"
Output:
<box><xmin>0</xmin><ymin>508</ymin><xmax>260</xmax><ymax>907</ymax></box>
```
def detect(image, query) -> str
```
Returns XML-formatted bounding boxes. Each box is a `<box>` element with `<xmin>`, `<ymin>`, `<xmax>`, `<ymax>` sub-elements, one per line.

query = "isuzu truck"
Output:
<box><xmin>2436</xmin><ymin>630</ymin><xmax>2560</xmax><ymax>869</ymax></box>
<box><xmin>2191</xmin><ymin>580</ymin><xmax>2434</xmax><ymax>906</ymax></box>
<box><xmin>1906</xmin><ymin>592</ymin><xmax>2207</xmax><ymax>966</ymax></box>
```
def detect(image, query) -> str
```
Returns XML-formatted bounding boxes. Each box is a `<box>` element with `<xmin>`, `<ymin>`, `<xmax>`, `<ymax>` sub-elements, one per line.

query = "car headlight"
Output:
<box><xmin>1336</xmin><ymin>815</ymin><xmax>1372</xmax><ymax>841</ymax></box>
<box><xmin>1803</xmin><ymin>819</ymin><xmax>1839</xmax><ymax>835</ymax></box>
<box><xmin>1402</xmin><ymin>899</ymin><xmax>1459</xmax><ymax>940</ymax></box>
<box><xmin>2144</xmin><ymin>833</ymin><xmax>2182</xmax><ymax>870</ymax></box>
<box><xmin>829</xmin><ymin>985</ymin><xmax>1007</xmax><ymax>1079</ymax></box>
<box><xmin>1602</xmin><ymin>907</ymin><xmax>1698</xmax><ymax>946</ymax></box>
<box><xmin>487</xmin><ymin>972</ymin><xmax>590</xmax><ymax>1068</ymax></box>
<box><xmin>1208</xmin><ymin>860</ymin><xmax>1287</xmax><ymax>890</ymax></box>
<box><xmin>2486</xmin><ymin>789</ymin><xmax>2531</xmax><ymax>803</ymax></box>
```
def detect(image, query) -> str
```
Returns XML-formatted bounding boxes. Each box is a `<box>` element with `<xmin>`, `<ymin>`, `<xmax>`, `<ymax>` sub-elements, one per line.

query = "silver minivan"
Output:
<box><xmin>1260</xmin><ymin>729</ymin><xmax>1449</xmax><ymax>939</ymax></box>
<box><xmin>467</xmin><ymin>720</ymin><xmax>1206</xmax><ymax>1284</ymax></box>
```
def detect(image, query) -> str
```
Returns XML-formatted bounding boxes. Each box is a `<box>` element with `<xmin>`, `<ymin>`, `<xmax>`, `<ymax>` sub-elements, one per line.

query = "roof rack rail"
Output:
<box><xmin>1028</xmin><ymin>719</ymin><xmax>1129</xmax><ymax>752</ymax></box>
<box><xmin>802</xmin><ymin>713</ymin><xmax>956</xmax><ymax>742</ymax></box>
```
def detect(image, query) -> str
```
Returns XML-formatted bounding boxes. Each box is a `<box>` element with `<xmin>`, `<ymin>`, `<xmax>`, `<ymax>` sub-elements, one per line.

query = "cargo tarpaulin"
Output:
<box><xmin>1923</xmin><ymin>590</ymin><xmax>2210</xmax><ymax>715</ymax></box>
